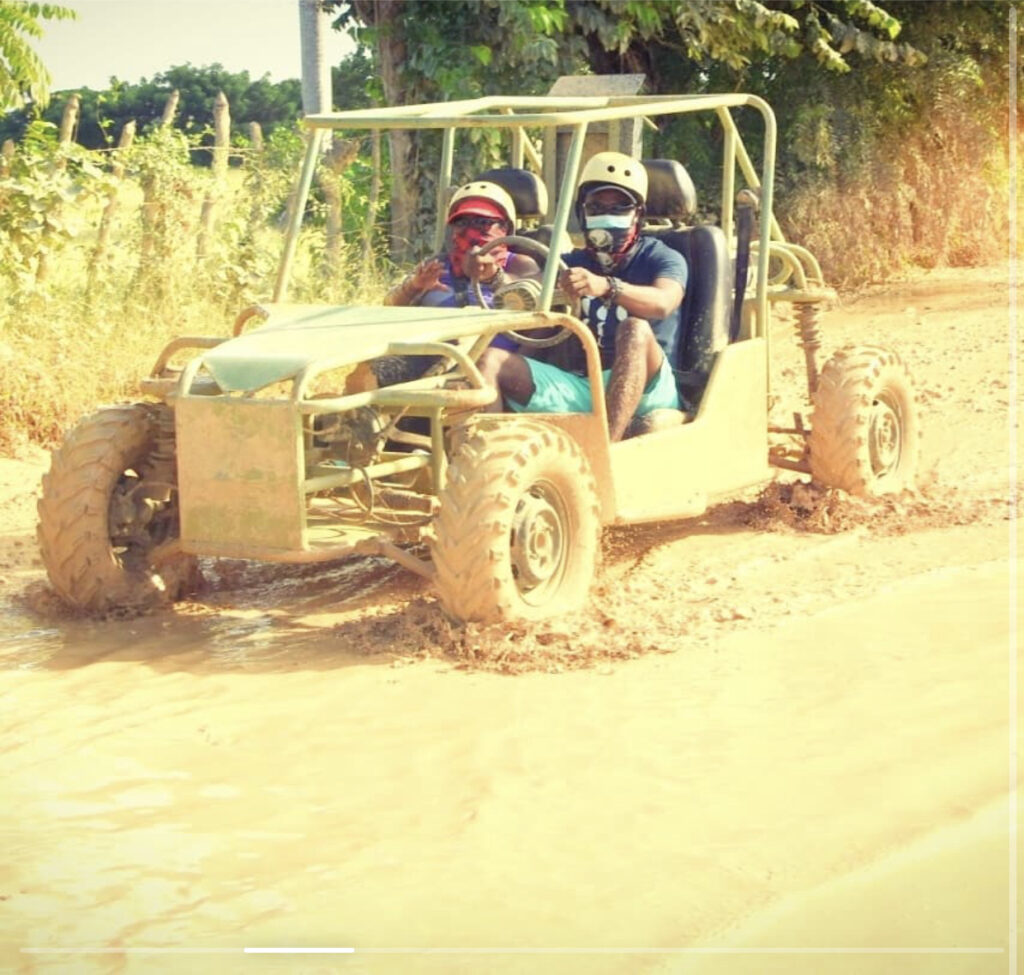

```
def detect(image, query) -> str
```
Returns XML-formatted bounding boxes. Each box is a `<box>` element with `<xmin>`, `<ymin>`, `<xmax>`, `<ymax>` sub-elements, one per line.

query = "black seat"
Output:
<box><xmin>642</xmin><ymin>159</ymin><xmax>730</xmax><ymax>412</ymax></box>
<box><xmin>642</xmin><ymin>158</ymin><xmax>697</xmax><ymax>225</ymax></box>
<box><xmin>473</xmin><ymin>167</ymin><xmax>548</xmax><ymax>226</ymax></box>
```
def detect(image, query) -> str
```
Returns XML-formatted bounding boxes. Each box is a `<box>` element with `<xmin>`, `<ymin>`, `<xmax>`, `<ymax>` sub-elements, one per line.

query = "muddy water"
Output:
<box><xmin>1</xmin><ymin>549</ymin><xmax>1014</xmax><ymax>975</ymax></box>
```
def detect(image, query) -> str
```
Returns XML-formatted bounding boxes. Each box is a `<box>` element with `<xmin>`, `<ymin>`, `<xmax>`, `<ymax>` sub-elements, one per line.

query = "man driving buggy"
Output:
<box><xmin>476</xmin><ymin>152</ymin><xmax>687</xmax><ymax>442</ymax></box>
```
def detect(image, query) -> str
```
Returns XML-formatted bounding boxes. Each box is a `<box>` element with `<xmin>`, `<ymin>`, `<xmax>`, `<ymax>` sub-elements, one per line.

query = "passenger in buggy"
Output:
<box><xmin>476</xmin><ymin>152</ymin><xmax>688</xmax><ymax>442</ymax></box>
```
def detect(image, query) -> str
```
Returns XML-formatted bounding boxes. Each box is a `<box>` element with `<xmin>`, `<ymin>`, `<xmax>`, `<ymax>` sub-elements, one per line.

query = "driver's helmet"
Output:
<box><xmin>447</xmin><ymin>181</ymin><xmax>516</xmax><ymax>230</ymax></box>
<box><xmin>575</xmin><ymin>152</ymin><xmax>648</xmax><ymax>211</ymax></box>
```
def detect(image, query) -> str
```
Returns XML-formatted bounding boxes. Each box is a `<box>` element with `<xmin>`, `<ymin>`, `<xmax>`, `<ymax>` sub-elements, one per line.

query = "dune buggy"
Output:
<box><xmin>38</xmin><ymin>90</ymin><xmax>919</xmax><ymax>622</ymax></box>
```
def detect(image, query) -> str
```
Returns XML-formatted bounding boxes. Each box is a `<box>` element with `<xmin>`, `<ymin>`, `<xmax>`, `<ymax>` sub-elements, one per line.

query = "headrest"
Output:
<box><xmin>474</xmin><ymin>167</ymin><xmax>549</xmax><ymax>221</ymax></box>
<box><xmin>642</xmin><ymin>159</ymin><xmax>697</xmax><ymax>221</ymax></box>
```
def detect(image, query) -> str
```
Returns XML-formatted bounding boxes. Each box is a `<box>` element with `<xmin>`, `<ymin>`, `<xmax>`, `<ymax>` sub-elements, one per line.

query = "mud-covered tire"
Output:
<box><xmin>430</xmin><ymin>420</ymin><xmax>601</xmax><ymax>623</ymax></box>
<box><xmin>37</xmin><ymin>403</ymin><xmax>199</xmax><ymax>614</ymax></box>
<box><xmin>808</xmin><ymin>345</ymin><xmax>920</xmax><ymax>496</ymax></box>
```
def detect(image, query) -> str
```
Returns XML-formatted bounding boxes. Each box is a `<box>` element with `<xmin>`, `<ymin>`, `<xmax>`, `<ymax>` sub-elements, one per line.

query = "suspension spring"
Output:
<box><xmin>796</xmin><ymin>303</ymin><xmax>823</xmax><ymax>399</ymax></box>
<box><xmin>148</xmin><ymin>404</ymin><xmax>178</xmax><ymax>485</ymax></box>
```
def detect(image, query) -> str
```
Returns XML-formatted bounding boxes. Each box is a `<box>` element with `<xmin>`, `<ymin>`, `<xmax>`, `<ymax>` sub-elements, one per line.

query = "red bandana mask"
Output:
<box><xmin>448</xmin><ymin>199</ymin><xmax>510</xmax><ymax>277</ymax></box>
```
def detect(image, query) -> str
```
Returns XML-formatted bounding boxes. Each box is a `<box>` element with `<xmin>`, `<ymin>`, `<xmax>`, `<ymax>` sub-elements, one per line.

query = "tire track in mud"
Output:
<box><xmin>1</xmin><ymin>462</ymin><xmax>1011</xmax><ymax>679</ymax></box>
<box><xmin>198</xmin><ymin>478</ymin><xmax>1009</xmax><ymax>676</ymax></box>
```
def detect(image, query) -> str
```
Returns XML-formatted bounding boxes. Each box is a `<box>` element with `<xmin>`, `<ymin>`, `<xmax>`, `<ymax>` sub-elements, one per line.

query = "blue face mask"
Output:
<box><xmin>583</xmin><ymin>213</ymin><xmax>638</xmax><ymax>269</ymax></box>
<box><xmin>584</xmin><ymin>213</ymin><xmax>635</xmax><ymax>231</ymax></box>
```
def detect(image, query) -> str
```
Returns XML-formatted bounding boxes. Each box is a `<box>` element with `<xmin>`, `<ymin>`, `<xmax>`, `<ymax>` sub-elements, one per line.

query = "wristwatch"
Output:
<box><xmin>605</xmin><ymin>276</ymin><xmax>623</xmax><ymax>305</ymax></box>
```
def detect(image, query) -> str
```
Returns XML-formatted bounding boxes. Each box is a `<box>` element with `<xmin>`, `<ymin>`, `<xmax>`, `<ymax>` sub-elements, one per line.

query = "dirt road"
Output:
<box><xmin>0</xmin><ymin>264</ymin><xmax>1019</xmax><ymax>974</ymax></box>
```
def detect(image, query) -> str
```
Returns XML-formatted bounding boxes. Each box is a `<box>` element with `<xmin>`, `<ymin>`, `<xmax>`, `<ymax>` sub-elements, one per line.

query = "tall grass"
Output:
<box><xmin>1</xmin><ymin>101</ymin><xmax>1014</xmax><ymax>455</ymax></box>
<box><xmin>0</xmin><ymin>136</ymin><xmax>394</xmax><ymax>454</ymax></box>
<box><xmin>780</xmin><ymin>113</ymin><xmax>1013</xmax><ymax>292</ymax></box>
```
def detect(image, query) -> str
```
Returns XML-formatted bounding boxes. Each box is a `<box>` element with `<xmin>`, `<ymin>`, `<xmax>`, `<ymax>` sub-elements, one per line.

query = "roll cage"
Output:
<box><xmin>278</xmin><ymin>93</ymin><xmax>832</xmax><ymax>363</ymax></box>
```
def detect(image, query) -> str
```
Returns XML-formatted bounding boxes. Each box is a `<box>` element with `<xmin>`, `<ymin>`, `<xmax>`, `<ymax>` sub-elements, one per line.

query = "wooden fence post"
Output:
<box><xmin>243</xmin><ymin>122</ymin><xmax>266</xmax><ymax>248</ymax></box>
<box><xmin>36</xmin><ymin>94</ymin><xmax>81</xmax><ymax>283</ymax></box>
<box><xmin>318</xmin><ymin>136</ymin><xmax>359</xmax><ymax>281</ymax></box>
<box><xmin>139</xmin><ymin>89</ymin><xmax>181</xmax><ymax>273</ymax></box>
<box><xmin>362</xmin><ymin>129</ymin><xmax>381</xmax><ymax>280</ymax></box>
<box><xmin>161</xmin><ymin>89</ymin><xmax>180</xmax><ymax>128</ymax></box>
<box><xmin>88</xmin><ymin>119</ymin><xmax>136</xmax><ymax>288</ymax></box>
<box><xmin>248</xmin><ymin>121</ymin><xmax>264</xmax><ymax>158</ymax></box>
<box><xmin>57</xmin><ymin>93</ymin><xmax>80</xmax><ymax>150</ymax></box>
<box><xmin>196</xmin><ymin>90</ymin><xmax>230</xmax><ymax>261</ymax></box>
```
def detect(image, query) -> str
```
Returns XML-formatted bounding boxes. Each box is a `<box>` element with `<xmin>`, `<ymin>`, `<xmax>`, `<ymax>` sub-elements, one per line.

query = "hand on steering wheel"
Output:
<box><xmin>471</xmin><ymin>235</ymin><xmax>579</xmax><ymax>349</ymax></box>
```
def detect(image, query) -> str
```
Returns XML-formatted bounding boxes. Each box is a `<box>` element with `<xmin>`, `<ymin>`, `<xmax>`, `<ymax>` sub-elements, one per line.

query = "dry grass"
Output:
<box><xmin>0</xmin><ymin>173</ymin><xmax>394</xmax><ymax>454</ymax></box>
<box><xmin>780</xmin><ymin>115</ymin><xmax>1013</xmax><ymax>292</ymax></box>
<box><xmin>1</xmin><ymin>109</ymin><xmax>1014</xmax><ymax>453</ymax></box>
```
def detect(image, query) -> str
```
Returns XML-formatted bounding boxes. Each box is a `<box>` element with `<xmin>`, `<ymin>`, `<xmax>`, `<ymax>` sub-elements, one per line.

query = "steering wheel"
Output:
<box><xmin>471</xmin><ymin>235</ymin><xmax>579</xmax><ymax>349</ymax></box>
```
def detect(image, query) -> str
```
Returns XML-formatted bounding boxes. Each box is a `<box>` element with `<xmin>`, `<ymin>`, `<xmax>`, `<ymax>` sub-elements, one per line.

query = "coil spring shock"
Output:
<box><xmin>147</xmin><ymin>404</ymin><xmax>178</xmax><ymax>485</ymax></box>
<box><xmin>796</xmin><ymin>303</ymin><xmax>823</xmax><ymax>399</ymax></box>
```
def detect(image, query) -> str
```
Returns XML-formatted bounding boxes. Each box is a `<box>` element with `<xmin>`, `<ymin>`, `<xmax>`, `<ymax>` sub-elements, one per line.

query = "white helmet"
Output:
<box><xmin>576</xmin><ymin>152</ymin><xmax>648</xmax><ymax>208</ymax></box>
<box><xmin>446</xmin><ymin>180</ymin><xmax>516</xmax><ymax>227</ymax></box>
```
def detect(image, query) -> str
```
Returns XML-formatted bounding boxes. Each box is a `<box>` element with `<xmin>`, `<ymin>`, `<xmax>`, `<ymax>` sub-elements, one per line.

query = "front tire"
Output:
<box><xmin>808</xmin><ymin>345</ymin><xmax>920</xmax><ymax>496</ymax></box>
<box><xmin>431</xmin><ymin>420</ymin><xmax>601</xmax><ymax>623</ymax></box>
<box><xmin>37</xmin><ymin>403</ymin><xmax>199</xmax><ymax>614</ymax></box>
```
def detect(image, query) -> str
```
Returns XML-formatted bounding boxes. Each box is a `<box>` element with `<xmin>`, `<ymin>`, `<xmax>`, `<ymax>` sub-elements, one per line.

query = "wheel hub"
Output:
<box><xmin>511</xmin><ymin>488</ymin><xmax>564</xmax><ymax>589</ymax></box>
<box><xmin>868</xmin><ymin>395</ymin><xmax>902</xmax><ymax>475</ymax></box>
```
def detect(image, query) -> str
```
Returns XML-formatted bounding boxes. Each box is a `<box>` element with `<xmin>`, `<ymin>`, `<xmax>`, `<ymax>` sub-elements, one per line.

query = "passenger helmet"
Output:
<box><xmin>576</xmin><ymin>152</ymin><xmax>648</xmax><ymax>209</ymax></box>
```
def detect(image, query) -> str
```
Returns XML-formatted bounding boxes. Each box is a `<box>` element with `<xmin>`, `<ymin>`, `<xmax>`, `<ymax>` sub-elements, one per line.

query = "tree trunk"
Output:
<box><xmin>298</xmin><ymin>0</ymin><xmax>332</xmax><ymax>115</ymax></box>
<box><xmin>351</xmin><ymin>0</ymin><xmax>418</xmax><ymax>264</ymax></box>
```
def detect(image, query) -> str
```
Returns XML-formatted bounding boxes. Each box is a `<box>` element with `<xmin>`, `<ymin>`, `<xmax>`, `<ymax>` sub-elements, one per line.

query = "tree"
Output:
<box><xmin>0</xmin><ymin>0</ymin><xmax>75</xmax><ymax>110</ymax></box>
<box><xmin>331</xmin><ymin>0</ymin><xmax>579</xmax><ymax>259</ymax></box>
<box><xmin>328</xmin><ymin>0</ymin><xmax>927</xmax><ymax>260</ymax></box>
<box><xmin>0</xmin><ymin>65</ymin><xmax>307</xmax><ymax>159</ymax></box>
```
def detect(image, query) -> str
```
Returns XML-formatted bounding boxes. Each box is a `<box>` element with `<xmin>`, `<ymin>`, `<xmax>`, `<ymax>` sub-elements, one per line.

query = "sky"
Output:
<box><xmin>34</xmin><ymin>0</ymin><xmax>357</xmax><ymax>92</ymax></box>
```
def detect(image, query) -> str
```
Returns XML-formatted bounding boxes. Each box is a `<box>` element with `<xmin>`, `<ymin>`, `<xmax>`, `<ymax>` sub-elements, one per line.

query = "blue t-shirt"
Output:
<box><xmin>418</xmin><ymin>253</ymin><xmax>510</xmax><ymax>310</ymax></box>
<box><xmin>418</xmin><ymin>253</ymin><xmax>519</xmax><ymax>351</ymax></box>
<box><xmin>562</xmin><ymin>236</ymin><xmax>688</xmax><ymax>368</ymax></box>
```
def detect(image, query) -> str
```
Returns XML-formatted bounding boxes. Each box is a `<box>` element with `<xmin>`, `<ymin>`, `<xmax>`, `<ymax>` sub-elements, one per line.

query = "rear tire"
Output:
<box><xmin>37</xmin><ymin>403</ymin><xmax>199</xmax><ymax>614</ymax></box>
<box><xmin>809</xmin><ymin>345</ymin><xmax>919</xmax><ymax>496</ymax></box>
<box><xmin>431</xmin><ymin>420</ymin><xmax>601</xmax><ymax>623</ymax></box>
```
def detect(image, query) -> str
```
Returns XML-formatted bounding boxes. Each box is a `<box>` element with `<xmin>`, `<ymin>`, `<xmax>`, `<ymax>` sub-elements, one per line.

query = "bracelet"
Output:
<box><xmin>386</xmin><ymin>274</ymin><xmax>420</xmax><ymax>305</ymax></box>
<box><xmin>605</xmin><ymin>275</ymin><xmax>622</xmax><ymax>305</ymax></box>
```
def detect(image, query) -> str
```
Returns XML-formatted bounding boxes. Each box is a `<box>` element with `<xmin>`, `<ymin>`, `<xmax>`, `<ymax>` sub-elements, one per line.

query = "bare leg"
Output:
<box><xmin>477</xmin><ymin>347</ymin><xmax>536</xmax><ymax>412</ymax></box>
<box><xmin>605</xmin><ymin>317</ymin><xmax>663</xmax><ymax>442</ymax></box>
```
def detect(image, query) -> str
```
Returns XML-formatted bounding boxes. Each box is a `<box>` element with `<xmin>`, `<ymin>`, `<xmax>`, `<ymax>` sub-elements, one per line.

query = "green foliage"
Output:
<box><xmin>0</xmin><ymin>118</ymin><xmax>111</xmax><ymax>294</ymax></box>
<box><xmin>123</xmin><ymin>125</ymin><xmax>204</xmax><ymax>300</ymax></box>
<box><xmin>0</xmin><ymin>113</ymin><xmax>398</xmax><ymax>451</ymax></box>
<box><xmin>0</xmin><ymin>52</ymin><xmax>374</xmax><ymax>159</ymax></box>
<box><xmin>337</xmin><ymin>0</ymin><xmax>578</xmax><ymax>102</ymax></box>
<box><xmin>566</xmin><ymin>0</ymin><xmax>925</xmax><ymax>79</ymax></box>
<box><xmin>0</xmin><ymin>0</ymin><xmax>74</xmax><ymax>109</ymax></box>
<box><xmin>332</xmin><ymin>0</ymin><xmax>584</xmax><ymax>254</ymax></box>
<box><xmin>754</xmin><ymin>1</ymin><xmax>1016</xmax><ymax>287</ymax></box>
<box><xmin>210</xmin><ymin>125</ymin><xmax>306</xmax><ymax>307</ymax></box>
<box><xmin>0</xmin><ymin>64</ymin><xmax>305</xmax><ymax>159</ymax></box>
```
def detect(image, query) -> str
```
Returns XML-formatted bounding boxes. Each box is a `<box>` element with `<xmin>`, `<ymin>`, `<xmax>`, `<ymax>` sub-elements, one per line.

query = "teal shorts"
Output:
<box><xmin>509</xmin><ymin>355</ymin><xmax>681</xmax><ymax>416</ymax></box>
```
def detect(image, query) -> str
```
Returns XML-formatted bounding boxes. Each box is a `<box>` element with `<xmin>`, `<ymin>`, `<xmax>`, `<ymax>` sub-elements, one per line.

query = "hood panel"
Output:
<box><xmin>201</xmin><ymin>303</ymin><xmax>516</xmax><ymax>393</ymax></box>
